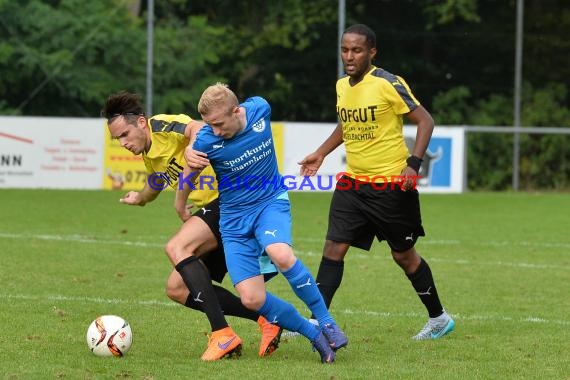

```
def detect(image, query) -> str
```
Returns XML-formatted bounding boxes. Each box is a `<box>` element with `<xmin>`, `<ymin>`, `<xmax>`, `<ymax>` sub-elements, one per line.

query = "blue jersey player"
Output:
<box><xmin>175</xmin><ymin>83</ymin><xmax>347</xmax><ymax>363</ymax></box>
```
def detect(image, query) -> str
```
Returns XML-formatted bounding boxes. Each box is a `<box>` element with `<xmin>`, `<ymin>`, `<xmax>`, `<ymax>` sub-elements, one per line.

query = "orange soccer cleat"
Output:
<box><xmin>257</xmin><ymin>316</ymin><xmax>283</xmax><ymax>357</ymax></box>
<box><xmin>201</xmin><ymin>326</ymin><xmax>243</xmax><ymax>361</ymax></box>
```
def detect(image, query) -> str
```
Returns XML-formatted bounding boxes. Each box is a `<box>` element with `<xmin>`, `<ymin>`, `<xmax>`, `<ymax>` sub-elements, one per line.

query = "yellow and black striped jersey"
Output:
<box><xmin>143</xmin><ymin>114</ymin><xmax>218</xmax><ymax>208</ymax></box>
<box><xmin>336</xmin><ymin>66</ymin><xmax>420</xmax><ymax>180</ymax></box>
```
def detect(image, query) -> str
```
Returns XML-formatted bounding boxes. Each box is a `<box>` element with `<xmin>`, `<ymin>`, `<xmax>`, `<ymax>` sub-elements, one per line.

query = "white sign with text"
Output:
<box><xmin>0</xmin><ymin>117</ymin><xmax>104</xmax><ymax>188</ymax></box>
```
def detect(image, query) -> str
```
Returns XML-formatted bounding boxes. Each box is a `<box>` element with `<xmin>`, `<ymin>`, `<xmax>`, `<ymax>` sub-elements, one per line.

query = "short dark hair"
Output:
<box><xmin>101</xmin><ymin>91</ymin><xmax>145</xmax><ymax>123</ymax></box>
<box><xmin>343</xmin><ymin>24</ymin><xmax>376</xmax><ymax>49</ymax></box>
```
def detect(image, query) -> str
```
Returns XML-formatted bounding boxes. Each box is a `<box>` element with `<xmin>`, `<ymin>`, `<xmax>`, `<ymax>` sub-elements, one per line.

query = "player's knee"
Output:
<box><xmin>323</xmin><ymin>240</ymin><xmax>348</xmax><ymax>261</ymax></box>
<box><xmin>266</xmin><ymin>243</ymin><xmax>296</xmax><ymax>270</ymax></box>
<box><xmin>239</xmin><ymin>292</ymin><xmax>264</xmax><ymax>311</ymax></box>
<box><xmin>164</xmin><ymin>238</ymin><xmax>186</xmax><ymax>264</ymax></box>
<box><xmin>271</xmin><ymin>254</ymin><xmax>296</xmax><ymax>271</ymax></box>
<box><xmin>391</xmin><ymin>248</ymin><xmax>420</xmax><ymax>272</ymax></box>
<box><xmin>164</xmin><ymin>239</ymin><xmax>176</xmax><ymax>259</ymax></box>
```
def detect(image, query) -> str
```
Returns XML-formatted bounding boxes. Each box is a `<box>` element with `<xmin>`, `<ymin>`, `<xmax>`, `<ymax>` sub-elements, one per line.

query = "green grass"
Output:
<box><xmin>1</xmin><ymin>189</ymin><xmax>569</xmax><ymax>379</ymax></box>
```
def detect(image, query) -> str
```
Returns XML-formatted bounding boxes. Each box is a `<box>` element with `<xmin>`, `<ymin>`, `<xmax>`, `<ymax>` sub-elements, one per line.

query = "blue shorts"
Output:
<box><xmin>221</xmin><ymin>194</ymin><xmax>292</xmax><ymax>285</ymax></box>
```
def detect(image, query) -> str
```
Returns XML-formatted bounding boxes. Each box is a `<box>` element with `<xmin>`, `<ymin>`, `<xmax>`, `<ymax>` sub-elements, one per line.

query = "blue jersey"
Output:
<box><xmin>193</xmin><ymin>96</ymin><xmax>286</xmax><ymax>214</ymax></box>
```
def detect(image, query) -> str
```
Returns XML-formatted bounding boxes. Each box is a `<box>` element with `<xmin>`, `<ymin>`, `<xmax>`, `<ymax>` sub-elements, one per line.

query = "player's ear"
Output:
<box><xmin>137</xmin><ymin>115</ymin><xmax>147</xmax><ymax>129</ymax></box>
<box><xmin>370</xmin><ymin>47</ymin><xmax>377</xmax><ymax>61</ymax></box>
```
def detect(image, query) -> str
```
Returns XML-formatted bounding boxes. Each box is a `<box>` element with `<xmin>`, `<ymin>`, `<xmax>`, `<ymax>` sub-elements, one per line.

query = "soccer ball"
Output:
<box><xmin>86</xmin><ymin>315</ymin><xmax>132</xmax><ymax>357</ymax></box>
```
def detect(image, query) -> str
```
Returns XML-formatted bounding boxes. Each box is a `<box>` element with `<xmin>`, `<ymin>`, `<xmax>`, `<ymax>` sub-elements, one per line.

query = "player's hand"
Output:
<box><xmin>120</xmin><ymin>191</ymin><xmax>141</xmax><ymax>205</ymax></box>
<box><xmin>400</xmin><ymin>167</ymin><xmax>419</xmax><ymax>191</ymax></box>
<box><xmin>184</xmin><ymin>147</ymin><xmax>209</xmax><ymax>170</ymax></box>
<box><xmin>175</xmin><ymin>202</ymin><xmax>193</xmax><ymax>222</ymax></box>
<box><xmin>298</xmin><ymin>152</ymin><xmax>324</xmax><ymax>176</ymax></box>
<box><xmin>184</xmin><ymin>202</ymin><xmax>195</xmax><ymax>215</ymax></box>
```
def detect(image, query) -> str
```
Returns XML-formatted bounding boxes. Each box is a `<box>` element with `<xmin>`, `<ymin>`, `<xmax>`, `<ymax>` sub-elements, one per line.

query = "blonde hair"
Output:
<box><xmin>197</xmin><ymin>82</ymin><xmax>239</xmax><ymax>116</ymax></box>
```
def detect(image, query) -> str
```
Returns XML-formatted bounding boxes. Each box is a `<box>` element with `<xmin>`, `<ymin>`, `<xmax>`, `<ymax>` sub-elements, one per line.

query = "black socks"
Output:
<box><xmin>175</xmin><ymin>256</ymin><xmax>228</xmax><ymax>331</ymax></box>
<box><xmin>406</xmin><ymin>258</ymin><xmax>444</xmax><ymax>318</ymax></box>
<box><xmin>185</xmin><ymin>285</ymin><xmax>259</xmax><ymax>321</ymax></box>
<box><xmin>315</xmin><ymin>256</ymin><xmax>345</xmax><ymax>309</ymax></box>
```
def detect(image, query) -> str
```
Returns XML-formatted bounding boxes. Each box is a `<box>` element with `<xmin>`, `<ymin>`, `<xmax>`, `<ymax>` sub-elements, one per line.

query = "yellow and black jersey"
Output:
<box><xmin>143</xmin><ymin>114</ymin><xmax>218</xmax><ymax>208</ymax></box>
<box><xmin>336</xmin><ymin>66</ymin><xmax>420</xmax><ymax>180</ymax></box>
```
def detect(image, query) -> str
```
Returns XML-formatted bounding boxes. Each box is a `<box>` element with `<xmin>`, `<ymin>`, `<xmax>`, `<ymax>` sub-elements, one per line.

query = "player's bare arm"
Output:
<box><xmin>183</xmin><ymin>122</ymin><xmax>210</xmax><ymax>170</ymax></box>
<box><xmin>401</xmin><ymin>105</ymin><xmax>435</xmax><ymax>190</ymax></box>
<box><xmin>184</xmin><ymin>147</ymin><xmax>210</xmax><ymax>170</ymax></box>
<box><xmin>406</xmin><ymin>105</ymin><xmax>435</xmax><ymax>159</ymax></box>
<box><xmin>298</xmin><ymin>122</ymin><xmax>344</xmax><ymax>176</ymax></box>
<box><xmin>120</xmin><ymin>183</ymin><xmax>161</xmax><ymax>206</ymax></box>
<box><xmin>174</xmin><ymin>164</ymin><xmax>200</xmax><ymax>221</ymax></box>
<box><xmin>183</xmin><ymin>119</ymin><xmax>206</xmax><ymax>140</ymax></box>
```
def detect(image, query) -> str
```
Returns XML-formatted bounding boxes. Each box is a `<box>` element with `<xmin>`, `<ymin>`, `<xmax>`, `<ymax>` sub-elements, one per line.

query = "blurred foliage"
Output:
<box><xmin>183</xmin><ymin>0</ymin><xmax>338</xmax><ymax>120</ymax></box>
<box><xmin>0</xmin><ymin>0</ymin><xmax>148</xmax><ymax>115</ymax></box>
<box><xmin>0</xmin><ymin>0</ymin><xmax>569</xmax><ymax>189</ymax></box>
<box><xmin>151</xmin><ymin>15</ymin><xmax>228</xmax><ymax>115</ymax></box>
<box><xmin>433</xmin><ymin>82</ymin><xmax>570</xmax><ymax>190</ymax></box>
<box><xmin>423</xmin><ymin>0</ymin><xmax>481</xmax><ymax>29</ymax></box>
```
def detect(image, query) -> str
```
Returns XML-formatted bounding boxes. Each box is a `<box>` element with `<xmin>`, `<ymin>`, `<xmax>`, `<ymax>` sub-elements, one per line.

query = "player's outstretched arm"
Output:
<box><xmin>298</xmin><ymin>152</ymin><xmax>325</xmax><ymax>177</ymax></box>
<box><xmin>120</xmin><ymin>184</ymin><xmax>161</xmax><ymax>206</ymax></box>
<box><xmin>298</xmin><ymin>122</ymin><xmax>344</xmax><ymax>176</ymax></box>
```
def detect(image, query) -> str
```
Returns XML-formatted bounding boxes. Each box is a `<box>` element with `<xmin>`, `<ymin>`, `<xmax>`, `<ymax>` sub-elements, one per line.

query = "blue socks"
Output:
<box><xmin>282</xmin><ymin>259</ymin><xmax>335</xmax><ymax>327</ymax></box>
<box><xmin>258</xmin><ymin>292</ymin><xmax>319</xmax><ymax>340</ymax></box>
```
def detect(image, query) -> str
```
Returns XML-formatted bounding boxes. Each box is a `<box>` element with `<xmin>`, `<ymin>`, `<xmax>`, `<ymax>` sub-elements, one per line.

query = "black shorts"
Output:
<box><xmin>326</xmin><ymin>176</ymin><xmax>425</xmax><ymax>252</ymax></box>
<box><xmin>192</xmin><ymin>198</ymin><xmax>228</xmax><ymax>283</ymax></box>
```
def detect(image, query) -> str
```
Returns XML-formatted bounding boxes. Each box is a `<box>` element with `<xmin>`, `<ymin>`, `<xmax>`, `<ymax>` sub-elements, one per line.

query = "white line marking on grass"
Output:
<box><xmin>294</xmin><ymin>250</ymin><xmax>567</xmax><ymax>270</ymax></box>
<box><xmin>5</xmin><ymin>232</ymin><xmax>569</xmax><ymax>251</ymax></box>
<box><xmin>0</xmin><ymin>232</ymin><xmax>163</xmax><ymax>248</ymax></box>
<box><xmin>296</xmin><ymin>236</ymin><xmax>570</xmax><ymax>249</ymax></box>
<box><xmin>4</xmin><ymin>232</ymin><xmax>570</xmax><ymax>249</ymax></box>
<box><xmin>425</xmin><ymin>257</ymin><xmax>564</xmax><ymax>270</ymax></box>
<box><xmin>2</xmin><ymin>293</ymin><xmax>568</xmax><ymax>326</ymax></box>
<box><xmin>340</xmin><ymin>308</ymin><xmax>570</xmax><ymax>326</ymax></box>
<box><xmin>1</xmin><ymin>232</ymin><xmax>566</xmax><ymax>270</ymax></box>
<box><xmin>1</xmin><ymin>293</ymin><xmax>176</xmax><ymax>307</ymax></box>
<box><xmin>484</xmin><ymin>241</ymin><xmax>570</xmax><ymax>249</ymax></box>
<box><xmin>0</xmin><ymin>232</ymin><xmax>570</xmax><ymax>270</ymax></box>
<box><xmin>296</xmin><ymin>237</ymin><xmax>464</xmax><ymax>245</ymax></box>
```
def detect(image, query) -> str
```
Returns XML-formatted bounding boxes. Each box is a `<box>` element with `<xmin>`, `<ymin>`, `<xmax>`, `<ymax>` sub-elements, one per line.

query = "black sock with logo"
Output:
<box><xmin>185</xmin><ymin>285</ymin><xmax>259</xmax><ymax>321</ymax></box>
<box><xmin>315</xmin><ymin>257</ymin><xmax>344</xmax><ymax>309</ymax></box>
<box><xmin>175</xmin><ymin>256</ymin><xmax>228</xmax><ymax>331</ymax></box>
<box><xmin>406</xmin><ymin>257</ymin><xmax>444</xmax><ymax>318</ymax></box>
<box><xmin>212</xmin><ymin>285</ymin><xmax>259</xmax><ymax>321</ymax></box>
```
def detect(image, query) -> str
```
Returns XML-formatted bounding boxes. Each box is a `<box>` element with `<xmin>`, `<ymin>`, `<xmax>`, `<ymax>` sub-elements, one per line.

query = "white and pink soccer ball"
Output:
<box><xmin>86</xmin><ymin>315</ymin><xmax>132</xmax><ymax>357</ymax></box>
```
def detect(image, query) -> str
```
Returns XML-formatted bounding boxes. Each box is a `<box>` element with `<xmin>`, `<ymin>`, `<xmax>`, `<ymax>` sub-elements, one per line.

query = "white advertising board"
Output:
<box><xmin>281</xmin><ymin>122</ymin><xmax>465</xmax><ymax>193</ymax></box>
<box><xmin>0</xmin><ymin>117</ymin><xmax>465</xmax><ymax>193</ymax></box>
<box><xmin>0</xmin><ymin>117</ymin><xmax>104</xmax><ymax>189</ymax></box>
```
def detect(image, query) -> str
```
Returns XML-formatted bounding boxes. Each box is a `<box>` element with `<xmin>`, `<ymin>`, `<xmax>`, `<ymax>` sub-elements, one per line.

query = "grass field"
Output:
<box><xmin>1</xmin><ymin>189</ymin><xmax>569</xmax><ymax>379</ymax></box>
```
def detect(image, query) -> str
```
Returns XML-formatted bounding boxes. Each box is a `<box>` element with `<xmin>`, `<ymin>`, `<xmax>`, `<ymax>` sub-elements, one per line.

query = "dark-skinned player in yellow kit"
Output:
<box><xmin>299</xmin><ymin>24</ymin><xmax>455</xmax><ymax>341</ymax></box>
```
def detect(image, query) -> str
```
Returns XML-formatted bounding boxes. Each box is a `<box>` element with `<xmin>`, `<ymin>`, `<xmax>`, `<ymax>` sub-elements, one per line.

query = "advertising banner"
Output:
<box><xmin>281</xmin><ymin>123</ymin><xmax>465</xmax><ymax>193</ymax></box>
<box><xmin>0</xmin><ymin>117</ymin><xmax>104</xmax><ymax>189</ymax></box>
<box><xmin>0</xmin><ymin>117</ymin><xmax>465</xmax><ymax>193</ymax></box>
